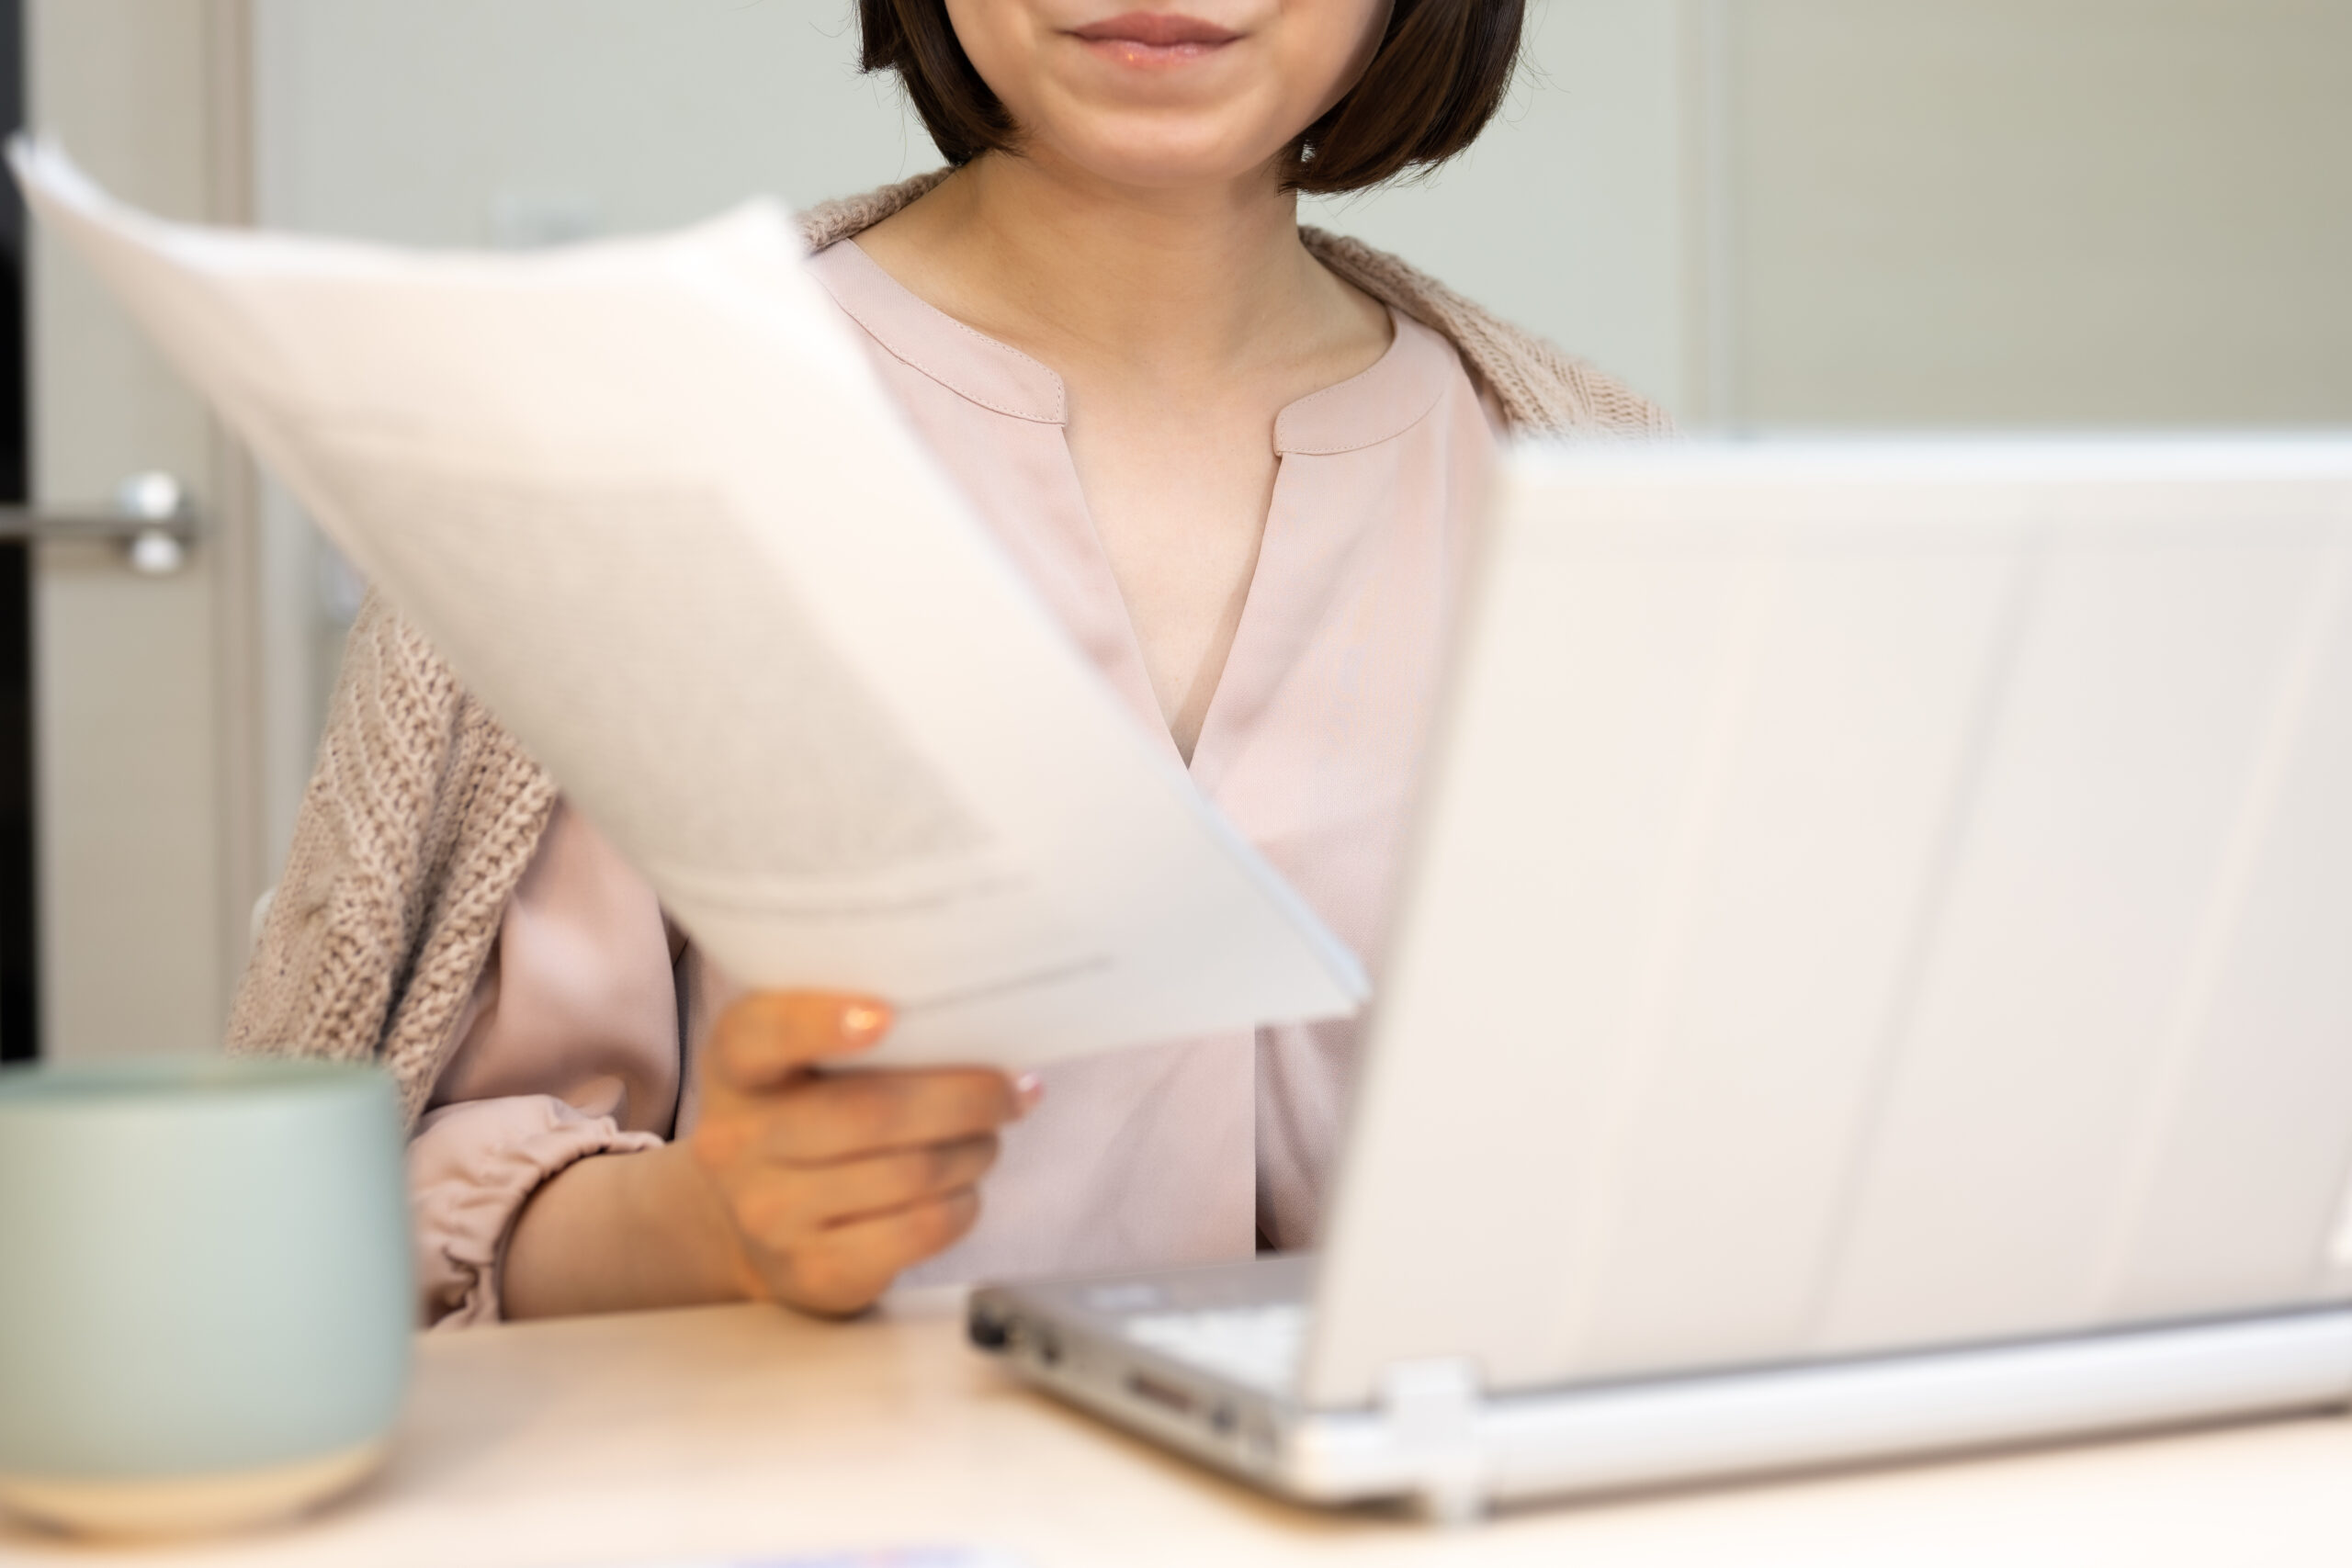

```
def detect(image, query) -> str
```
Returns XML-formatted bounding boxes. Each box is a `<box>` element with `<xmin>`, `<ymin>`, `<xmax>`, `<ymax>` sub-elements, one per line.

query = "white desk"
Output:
<box><xmin>6</xmin><ymin>1293</ymin><xmax>2352</xmax><ymax>1567</ymax></box>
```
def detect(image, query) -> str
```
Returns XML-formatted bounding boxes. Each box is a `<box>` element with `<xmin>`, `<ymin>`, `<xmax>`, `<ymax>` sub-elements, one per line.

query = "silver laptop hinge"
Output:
<box><xmin>1378</xmin><ymin>1357</ymin><xmax>1488</xmax><ymax>1525</ymax></box>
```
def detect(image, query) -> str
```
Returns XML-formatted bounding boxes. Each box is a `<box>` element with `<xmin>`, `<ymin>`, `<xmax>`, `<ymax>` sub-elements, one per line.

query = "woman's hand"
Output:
<box><xmin>501</xmin><ymin>991</ymin><xmax>1035</xmax><ymax>1322</ymax></box>
<box><xmin>686</xmin><ymin>991</ymin><xmax>1036</xmax><ymax>1316</ymax></box>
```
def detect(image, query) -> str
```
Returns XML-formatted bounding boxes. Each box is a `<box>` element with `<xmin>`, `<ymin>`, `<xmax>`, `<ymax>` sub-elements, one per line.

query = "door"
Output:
<box><xmin>23</xmin><ymin>0</ymin><xmax>263</xmax><ymax>1062</ymax></box>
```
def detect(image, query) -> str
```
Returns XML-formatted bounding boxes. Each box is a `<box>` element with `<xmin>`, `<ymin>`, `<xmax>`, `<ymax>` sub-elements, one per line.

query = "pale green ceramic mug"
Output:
<box><xmin>0</xmin><ymin>1057</ymin><xmax>412</xmax><ymax>1539</ymax></box>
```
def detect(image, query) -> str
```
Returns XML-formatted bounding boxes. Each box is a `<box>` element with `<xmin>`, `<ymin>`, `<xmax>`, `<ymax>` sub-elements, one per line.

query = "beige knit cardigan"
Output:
<box><xmin>227</xmin><ymin>173</ymin><xmax>1671</xmax><ymax>1123</ymax></box>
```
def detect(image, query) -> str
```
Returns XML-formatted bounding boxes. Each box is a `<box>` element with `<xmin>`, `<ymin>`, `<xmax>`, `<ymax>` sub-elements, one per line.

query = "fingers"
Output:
<box><xmin>710</xmin><ymin>991</ymin><xmax>893</xmax><ymax>1089</ymax></box>
<box><xmin>691</xmin><ymin>1066</ymin><xmax>1027</xmax><ymax>1173</ymax></box>
<box><xmin>773</xmin><ymin>1190</ymin><xmax>986</xmax><ymax>1318</ymax></box>
<box><xmin>753</xmin><ymin>1067</ymin><xmax>1029</xmax><ymax>1165</ymax></box>
<box><xmin>730</xmin><ymin>1133</ymin><xmax>1001</xmax><ymax>1246</ymax></box>
<box><xmin>685</xmin><ymin>989</ymin><xmax>1037</xmax><ymax>1318</ymax></box>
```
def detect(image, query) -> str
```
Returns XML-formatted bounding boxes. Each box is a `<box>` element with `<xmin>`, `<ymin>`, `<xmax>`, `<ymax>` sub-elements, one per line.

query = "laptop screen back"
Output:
<box><xmin>1306</xmin><ymin>440</ymin><xmax>2352</xmax><ymax>1409</ymax></box>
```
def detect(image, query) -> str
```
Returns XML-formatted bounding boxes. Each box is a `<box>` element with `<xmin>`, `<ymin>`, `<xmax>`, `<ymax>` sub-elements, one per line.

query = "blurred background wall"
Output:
<box><xmin>1714</xmin><ymin>0</ymin><xmax>2352</xmax><ymax>427</ymax></box>
<box><xmin>20</xmin><ymin>0</ymin><xmax>2352</xmax><ymax>1057</ymax></box>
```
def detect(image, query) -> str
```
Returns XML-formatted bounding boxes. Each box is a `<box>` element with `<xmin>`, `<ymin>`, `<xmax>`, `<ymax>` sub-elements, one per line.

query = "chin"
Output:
<box><xmin>1031</xmin><ymin>109</ymin><xmax>1295</xmax><ymax>191</ymax></box>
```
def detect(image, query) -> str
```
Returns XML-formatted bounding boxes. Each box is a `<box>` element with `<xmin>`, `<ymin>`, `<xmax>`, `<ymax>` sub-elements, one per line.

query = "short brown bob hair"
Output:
<box><xmin>857</xmin><ymin>0</ymin><xmax>1527</xmax><ymax>195</ymax></box>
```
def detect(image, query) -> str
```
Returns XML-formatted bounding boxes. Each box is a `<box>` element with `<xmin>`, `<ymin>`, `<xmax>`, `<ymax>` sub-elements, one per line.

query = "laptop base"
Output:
<box><xmin>971</xmin><ymin>1272</ymin><xmax>2352</xmax><ymax>1519</ymax></box>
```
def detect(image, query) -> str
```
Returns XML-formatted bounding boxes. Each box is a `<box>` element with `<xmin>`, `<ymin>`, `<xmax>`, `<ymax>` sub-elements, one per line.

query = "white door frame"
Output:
<box><xmin>27</xmin><ymin>0</ymin><xmax>264</xmax><ymax>1060</ymax></box>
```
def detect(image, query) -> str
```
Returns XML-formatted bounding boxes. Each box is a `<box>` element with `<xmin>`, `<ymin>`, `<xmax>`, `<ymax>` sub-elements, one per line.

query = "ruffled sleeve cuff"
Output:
<box><xmin>409</xmin><ymin>1095</ymin><xmax>662</xmax><ymax>1329</ymax></box>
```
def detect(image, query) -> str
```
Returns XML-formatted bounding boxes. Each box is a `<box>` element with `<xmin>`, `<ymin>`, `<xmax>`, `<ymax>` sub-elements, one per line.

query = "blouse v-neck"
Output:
<box><xmin>807</xmin><ymin>236</ymin><xmax>1459</xmax><ymax>782</ymax></box>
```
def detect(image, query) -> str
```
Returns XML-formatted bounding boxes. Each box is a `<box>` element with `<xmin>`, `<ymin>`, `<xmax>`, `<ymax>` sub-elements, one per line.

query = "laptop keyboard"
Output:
<box><xmin>1122</xmin><ymin>1303</ymin><xmax>1310</xmax><ymax>1393</ymax></box>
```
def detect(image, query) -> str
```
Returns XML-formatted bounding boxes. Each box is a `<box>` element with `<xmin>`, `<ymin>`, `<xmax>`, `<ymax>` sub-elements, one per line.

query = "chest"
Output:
<box><xmin>878</xmin><ymin>366</ymin><xmax>1488</xmax><ymax>881</ymax></box>
<box><xmin>817</xmin><ymin>257</ymin><xmax>1499</xmax><ymax>955</ymax></box>
<box><xmin>1057</xmin><ymin>388</ymin><xmax>1287</xmax><ymax>757</ymax></box>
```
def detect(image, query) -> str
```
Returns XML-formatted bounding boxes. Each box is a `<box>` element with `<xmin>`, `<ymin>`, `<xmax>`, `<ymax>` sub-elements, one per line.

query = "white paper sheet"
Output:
<box><xmin>10</xmin><ymin>137</ymin><xmax>1365</xmax><ymax>1067</ymax></box>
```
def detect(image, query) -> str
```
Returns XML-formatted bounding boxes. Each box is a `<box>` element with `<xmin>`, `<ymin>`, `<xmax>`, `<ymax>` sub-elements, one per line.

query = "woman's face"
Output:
<box><xmin>943</xmin><ymin>0</ymin><xmax>1392</xmax><ymax>190</ymax></box>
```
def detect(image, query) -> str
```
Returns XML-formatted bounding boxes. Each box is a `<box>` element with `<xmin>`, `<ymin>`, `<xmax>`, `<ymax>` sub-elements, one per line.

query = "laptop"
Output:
<box><xmin>968</xmin><ymin>437</ymin><xmax>2352</xmax><ymax>1518</ymax></box>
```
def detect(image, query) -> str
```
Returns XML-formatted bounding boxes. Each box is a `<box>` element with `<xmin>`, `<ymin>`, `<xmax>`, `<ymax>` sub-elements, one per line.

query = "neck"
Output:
<box><xmin>869</xmin><ymin>150</ymin><xmax>1330</xmax><ymax>386</ymax></box>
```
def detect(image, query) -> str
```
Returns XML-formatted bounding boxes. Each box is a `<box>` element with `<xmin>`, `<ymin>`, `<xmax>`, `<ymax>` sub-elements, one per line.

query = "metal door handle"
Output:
<box><xmin>0</xmin><ymin>471</ymin><xmax>198</xmax><ymax>574</ymax></box>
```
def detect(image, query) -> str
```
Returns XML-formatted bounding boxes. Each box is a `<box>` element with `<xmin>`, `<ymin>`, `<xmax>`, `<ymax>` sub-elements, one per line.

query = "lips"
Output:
<box><xmin>1069</xmin><ymin>11</ymin><xmax>1242</xmax><ymax>60</ymax></box>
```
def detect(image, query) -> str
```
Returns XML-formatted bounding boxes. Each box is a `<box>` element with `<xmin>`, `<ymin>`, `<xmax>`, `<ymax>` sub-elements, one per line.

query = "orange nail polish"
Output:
<box><xmin>840</xmin><ymin>1002</ymin><xmax>890</xmax><ymax>1043</ymax></box>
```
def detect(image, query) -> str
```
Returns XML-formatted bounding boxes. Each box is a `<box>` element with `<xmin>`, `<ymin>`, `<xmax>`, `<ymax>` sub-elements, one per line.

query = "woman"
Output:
<box><xmin>232</xmin><ymin>0</ymin><xmax>1666</xmax><ymax>1327</ymax></box>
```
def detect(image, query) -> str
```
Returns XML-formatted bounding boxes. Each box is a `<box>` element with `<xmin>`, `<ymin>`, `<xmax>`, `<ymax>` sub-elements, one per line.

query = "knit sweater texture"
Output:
<box><xmin>227</xmin><ymin>173</ymin><xmax>1671</xmax><ymax>1121</ymax></box>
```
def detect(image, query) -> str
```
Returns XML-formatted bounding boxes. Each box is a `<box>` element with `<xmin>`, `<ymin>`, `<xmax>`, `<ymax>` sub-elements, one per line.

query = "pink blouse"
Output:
<box><xmin>408</xmin><ymin>237</ymin><xmax>1501</xmax><ymax>1326</ymax></box>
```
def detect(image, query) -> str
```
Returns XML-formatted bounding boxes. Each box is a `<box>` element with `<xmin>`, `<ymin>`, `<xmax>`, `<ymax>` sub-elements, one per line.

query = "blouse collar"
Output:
<box><xmin>808</xmin><ymin>237</ymin><xmax>1452</xmax><ymax>456</ymax></box>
